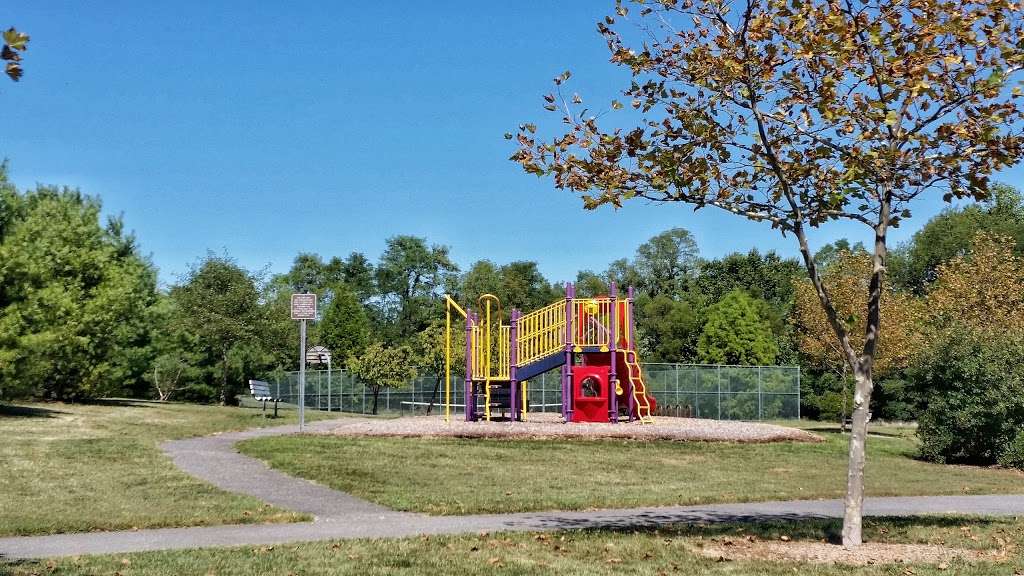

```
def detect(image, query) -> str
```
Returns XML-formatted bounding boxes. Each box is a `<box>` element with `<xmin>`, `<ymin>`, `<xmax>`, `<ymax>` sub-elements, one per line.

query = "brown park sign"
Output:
<box><xmin>290</xmin><ymin>293</ymin><xmax>317</xmax><ymax>320</ymax></box>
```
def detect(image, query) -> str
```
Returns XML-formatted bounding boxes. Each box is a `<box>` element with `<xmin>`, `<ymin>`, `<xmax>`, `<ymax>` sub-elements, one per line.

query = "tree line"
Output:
<box><xmin>2</xmin><ymin>164</ymin><xmax>1023</xmax><ymax>466</ymax></box>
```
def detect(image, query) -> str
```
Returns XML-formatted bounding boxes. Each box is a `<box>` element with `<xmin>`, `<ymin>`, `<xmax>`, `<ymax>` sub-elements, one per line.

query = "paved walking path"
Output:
<box><xmin>2</xmin><ymin>418</ymin><xmax>1023</xmax><ymax>560</ymax></box>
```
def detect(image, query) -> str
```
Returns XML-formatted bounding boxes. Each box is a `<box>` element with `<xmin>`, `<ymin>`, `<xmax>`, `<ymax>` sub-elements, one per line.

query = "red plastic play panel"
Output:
<box><xmin>571</xmin><ymin>365</ymin><xmax>609</xmax><ymax>423</ymax></box>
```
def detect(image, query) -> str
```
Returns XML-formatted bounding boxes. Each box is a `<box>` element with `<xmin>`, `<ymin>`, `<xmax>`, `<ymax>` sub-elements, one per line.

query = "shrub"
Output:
<box><xmin>998</xmin><ymin>431</ymin><xmax>1024</xmax><ymax>470</ymax></box>
<box><xmin>911</xmin><ymin>331</ymin><xmax>1024</xmax><ymax>465</ymax></box>
<box><xmin>799</xmin><ymin>371</ymin><xmax>853</xmax><ymax>422</ymax></box>
<box><xmin>873</xmin><ymin>377</ymin><xmax>922</xmax><ymax>422</ymax></box>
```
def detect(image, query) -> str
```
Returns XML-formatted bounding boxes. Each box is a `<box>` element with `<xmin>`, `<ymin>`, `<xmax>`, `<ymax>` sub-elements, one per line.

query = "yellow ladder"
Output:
<box><xmin>622</xmin><ymin>350</ymin><xmax>654</xmax><ymax>424</ymax></box>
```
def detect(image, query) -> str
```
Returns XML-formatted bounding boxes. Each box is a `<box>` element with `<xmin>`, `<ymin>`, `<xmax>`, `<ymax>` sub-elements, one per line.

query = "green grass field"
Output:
<box><xmin>237</xmin><ymin>427</ymin><xmax>1024</xmax><ymax>515</ymax></box>
<box><xmin>8</xmin><ymin>515</ymin><xmax>1022</xmax><ymax>576</ymax></box>
<box><xmin>0</xmin><ymin>400</ymin><xmax>336</xmax><ymax>536</ymax></box>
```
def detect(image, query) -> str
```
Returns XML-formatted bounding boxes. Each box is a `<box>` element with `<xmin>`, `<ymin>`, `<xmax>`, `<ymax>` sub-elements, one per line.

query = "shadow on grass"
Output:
<box><xmin>0</xmin><ymin>404</ymin><xmax>67</xmax><ymax>418</ymax></box>
<box><xmin>801</xmin><ymin>426</ymin><xmax>908</xmax><ymax>439</ymax></box>
<box><xmin>89</xmin><ymin>398</ymin><xmax>160</xmax><ymax>409</ymax></box>
<box><xmin>518</xmin><ymin>513</ymin><xmax>1000</xmax><ymax>545</ymax></box>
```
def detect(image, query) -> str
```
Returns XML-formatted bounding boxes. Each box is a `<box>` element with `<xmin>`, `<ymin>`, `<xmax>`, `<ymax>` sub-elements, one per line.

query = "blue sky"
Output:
<box><xmin>5</xmin><ymin>1</ymin><xmax>1023</xmax><ymax>287</ymax></box>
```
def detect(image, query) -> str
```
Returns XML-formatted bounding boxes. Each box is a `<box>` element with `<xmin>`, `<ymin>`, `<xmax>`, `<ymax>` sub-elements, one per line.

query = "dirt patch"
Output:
<box><xmin>691</xmin><ymin>536</ymin><xmax>993</xmax><ymax>566</ymax></box>
<box><xmin>320</xmin><ymin>413</ymin><xmax>821</xmax><ymax>443</ymax></box>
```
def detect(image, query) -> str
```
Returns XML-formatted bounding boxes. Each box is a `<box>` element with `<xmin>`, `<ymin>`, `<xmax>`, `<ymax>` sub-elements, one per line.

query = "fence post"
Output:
<box><xmin>758</xmin><ymin>365</ymin><xmax>763</xmax><ymax>421</ymax></box>
<box><xmin>694</xmin><ymin>367</ymin><xmax>699</xmax><ymax>418</ymax></box>
<box><xmin>674</xmin><ymin>364</ymin><xmax>679</xmax><ymax>410</ymax></box>
<box><xmin>717</xmin><ymin>365</ymin><xmax>722</xmax><ymax>420</ymax></box>
<box><xmin>797</xmin><ymin>366</ymin><xmax>801</xmax><ymax>420</ymax></box>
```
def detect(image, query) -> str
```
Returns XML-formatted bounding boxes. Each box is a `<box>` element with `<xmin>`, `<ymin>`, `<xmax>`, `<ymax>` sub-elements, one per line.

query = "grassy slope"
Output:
<box><xmin>237</xmin><ymin>426</ymin><xmax>1024</xmax><ymax>515</ymax></box>
<box><xmin>0</xmin><ymin>400</ymin><xmax>336</xmax><ymax>536</ymax></box>
<box><xmin>9</xmin><ymin>516</ymin><xmax>1023</xmax><ymax>576</ymax></box>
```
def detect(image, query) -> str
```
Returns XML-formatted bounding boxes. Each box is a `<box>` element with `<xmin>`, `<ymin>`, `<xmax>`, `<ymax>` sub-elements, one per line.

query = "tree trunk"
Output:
<box><xmin>426</xmin><ymin>375</ymin><xmax>441</xmax><ymax>415</ymax></box>
<box><xmin>842</xmin><ymin>364</ymin><xmax>873</xmax><ymax>547</ymax></box>
<box><xmin>220</xmin><ymin>350</ymin><xmax>232</xmax><ymax>406</ymax></box>
<box><xmin>371</xmin><ymin>385</ymin><xmax>381</xmax><ymax>415</ymax></box>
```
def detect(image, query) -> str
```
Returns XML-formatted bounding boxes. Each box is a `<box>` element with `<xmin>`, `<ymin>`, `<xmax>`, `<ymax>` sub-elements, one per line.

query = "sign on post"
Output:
<box><xmin>306</xmin><ymin>345</ymin><xmax>331</xmax><ymax>365</ymax></box>
<box><xmin>291</xmin><ymin>293</ymin><xmax>317</xmax><ymax>320</ymax></box>
<box><xmin>292</xmin><ymin>293</ymin><xmax>317</xmax><ymax>431</ymax></box>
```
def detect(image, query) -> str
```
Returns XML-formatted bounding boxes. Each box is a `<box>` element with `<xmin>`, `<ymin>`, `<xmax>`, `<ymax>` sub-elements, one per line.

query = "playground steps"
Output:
<box><xmin>472</xmin><ymin>382</ymin><xmax>513</xmax><ymax>420</ymax></box>
<box><xmin>622</xmin><ymin>350</ymin><xmax>654</xmax><ymax>424</ymax></box>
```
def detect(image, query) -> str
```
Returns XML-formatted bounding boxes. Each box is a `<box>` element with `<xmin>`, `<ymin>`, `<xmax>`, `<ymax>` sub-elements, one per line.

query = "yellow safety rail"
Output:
<box><xmin>497</xmin><ymin>326</ymin><xmax>510</xmax><ymax>379</ymax></box>
<box><xmin>571</xmin><ymin>298</ymin><xmax>613</xmax><ymax>351</ymax></box>
<box><xmin>443</xmin><ymin>295</ymin><xmax>468</xmax><ymax>424</ymax></box>
<box><xmin>516</xmin><ymin>299</ymin><xmax>567</xmax><ymax>366</ymax></box>
<box><xmin>621</xmin><ymin>350</ymin><xmax>654</xmax><ymax>424</ymax></box>
<box><xmin>470</xmin><ymin>324</ymin><xmax>510</xmax><ymax>380</ymax></box>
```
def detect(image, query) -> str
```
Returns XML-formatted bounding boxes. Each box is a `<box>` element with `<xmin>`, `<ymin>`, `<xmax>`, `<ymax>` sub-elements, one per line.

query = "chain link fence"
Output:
<box><xmin>258</xmin><ymin>364</ymin><xmax>800</xmax><ymax>420</ymax></box>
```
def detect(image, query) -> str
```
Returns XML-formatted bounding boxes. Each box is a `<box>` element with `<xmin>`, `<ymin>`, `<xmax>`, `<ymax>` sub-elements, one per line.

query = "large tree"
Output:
<box><xmin>511</xmin><ymin>0</ymin><xmax>1024</xmax><ymax>546</ymax></box>
<box><xmin>895</xmin><ymin>183</ymin><xmax>1024</xmax><ymax>291</ymax></box>
<box><xmin>0</xmin><ymin>178</ymin><xmax>157</xmax><ymax>400</ymax></box>
<box><xmin>793</xmin><ymin>249</ymin><xmax>926</xmax><ymax>379</ymax></box>
<box><xmin>319</xmin><ymin>283</ymin><xmax>371</xmax><ymax>363</ymax></box>
<box><xmin>172</xmin><ymin>254</ymin><xmax>265</xmax><ymax>405</ymax></box>
<box><xmin>375</xmin><ymin>235</ymin><xmax>458</xmax><ymax>343</ymax></box>
<box><xmin>698</xmin><ymin>289</ymin><xmax>778</xmax><ymax>365</ymax></box>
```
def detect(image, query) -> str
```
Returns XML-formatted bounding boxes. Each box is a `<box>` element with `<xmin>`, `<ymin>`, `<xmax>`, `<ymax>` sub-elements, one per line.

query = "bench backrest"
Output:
<box><xmin>249</xmin><ymin>379</ymin><xmax>275</xmax><ymax>400</ymax></box>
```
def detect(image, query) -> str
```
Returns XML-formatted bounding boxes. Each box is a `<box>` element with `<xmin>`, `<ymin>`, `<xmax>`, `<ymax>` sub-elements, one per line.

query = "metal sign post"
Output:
<box><xmin>291</xmin><ymin>293</ymin><xmax>317</xmax><ymax>431</ymax></box>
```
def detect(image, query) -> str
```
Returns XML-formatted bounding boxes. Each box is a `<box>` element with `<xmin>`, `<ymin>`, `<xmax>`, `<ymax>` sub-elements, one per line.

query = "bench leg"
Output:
<box><xmin>262</xmin><ymin>399</ymin><xmax>267</xmax><ymax>415</ymax></box>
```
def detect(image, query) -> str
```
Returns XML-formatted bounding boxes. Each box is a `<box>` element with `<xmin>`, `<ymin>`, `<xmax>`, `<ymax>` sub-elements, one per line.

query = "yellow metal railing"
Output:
<box><xmin>516</xmin><ymin>300</ymin><xmax>567</xmax><ymax>366</ymax></box>
<box><xmin>471</xmin><ymin>324</ymin><xmax>510</xmax><ymax>380</ymax></box>
<box><xmin>571</xmin><ymin>298</ymin><xmax>613</xmax><ymax>351</ymax></box>
<box><xmin>496</xmin><ymin>325</ymin><xmax>510</xmax><ymax>380</ymax></box>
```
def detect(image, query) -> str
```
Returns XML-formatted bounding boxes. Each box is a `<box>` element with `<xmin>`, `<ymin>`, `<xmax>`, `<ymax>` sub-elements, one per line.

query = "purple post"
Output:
<box><xmin>465</xmin><ymin>309</ymin><xmax>474</xmax><ymax>422</ymax></box>
<box><xmin>510</xmin><ymin>309</ymin><xmax>520</xmax><ymax>422</ymax></box>
<box><xmin>627</xmin><ymin>287</ymin><xmax>636</xmax><ymax>421</ymax></box>
<box><xmin>609</xmin><ymin>281</ymin><xmax>618</xmax><ymax>423</ymax></box>
<box><xmin>563</xmin><ymin>282</ymin><xmax>575</xmax><ymax>422</ymax></box>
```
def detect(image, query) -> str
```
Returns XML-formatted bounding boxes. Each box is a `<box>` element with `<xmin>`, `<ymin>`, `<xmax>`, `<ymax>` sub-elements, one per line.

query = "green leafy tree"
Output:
<box><xmin>694</xmin><ymin>249</ymin><xmax>803</xmax><ymax>361</ymax></box>
<box><xmin>631</xmin><ymin>228</ymin><xmax>699</xmax><ymax>297</ymax></box>
<box><xmin>695</xmin><ymin>249</ymin><xmax>802</xmax><ymax>308</ymax></box>
<box><xmin>460</xmin><ymin>260</ymin><xmax>503</xmax><ymax>304</ymax></box>
<box><xmin>574</xmin><ymin>270</ymin><xmax>608</xmax><ymax>297</ymax></box>
<box><xmin>499</xmin><ymin>261</ymin><xmax>560</xmax><ymax>310</ymax></box>
<box><xmin>460</xmin><ymin>259</ymin><xmax>559</xmax><ymax>311</ymax></box>
<box><xmin>172</xmin><ymin>254</ymin><xmax>265</xmax><ymax>406</ymax></box>
<box><xmin>144</xmin><ymin>296</ymin><xmax>205</xmax><ymax>401</ymax></box>
<box><xmin>697</xmin><ymin>290</ymin><xmax>778</xmax><ymax>365</ymax></box>
<box><xmin>0</xmin><ymin>180</ymin><xmax>156</xmax><ymax>400</ymax></box>
<box><xmin>2</xmin><ymin>27</ymin><xmax>29</xmax><ymax>82</ymax></box>
<box><xmin>511</xmin><ymin>0</ymin><xmax>1024</xmax><ymax>545</ymax></box>
<box><xmin>896</xmin><ymin>183</ymin><xmax>1024</xmax><ymax>292</ymax></box>
<box><xmin>636</xmin><ymin>294</ymin><xmax>703</xmax><ymax>362</ymax></box>
<box><xmin>319</xmin><ymin>283</ymin><xmax>371</xmax><ymax>364</ymax></box>
<box><xmin>813</xmin><ymin>240</ymin><xmax>868</xmax><ymax>270</ymax></box>
<box><xmin>339</xmin><ymin>252</ymin><xmax>376</xmax><ymax>302</ymax></box>
<box><xmin>281</xmin><ymin>253</ymin><xmax>345</xmax><ymax>294</ymax></box>
<box><xmin>347</xmin><ymin>342</ymin><xmax>417</xmax><ymax>415</ymax></box>
<box><xmin>375</xmin><ymin>235</ymin><xmax>458</xmax><ymax>343</ymax></box>
<box><xmin>412</xmin><ymin>321</ymin><xmax>466</xmax><ymax>414</ymax></box>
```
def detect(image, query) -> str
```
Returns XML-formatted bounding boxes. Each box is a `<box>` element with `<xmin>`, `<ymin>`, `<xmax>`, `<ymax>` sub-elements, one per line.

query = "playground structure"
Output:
<box><xmin>443</xmin><ymin>283</ymin><xmax>656</xmax><ymax>424</ymax></box>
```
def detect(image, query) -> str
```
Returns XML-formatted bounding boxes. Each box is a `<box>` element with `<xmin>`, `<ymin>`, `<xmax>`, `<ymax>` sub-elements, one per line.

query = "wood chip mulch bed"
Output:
<box><xmin>321</xmin><ymin>413</ymin><xmax>822</xmax><ymax>443</ymax></box>
<box><xmin>692</xmin><ymin>535</ymin><xmax>998</xmax><ymax>566</ymax></box>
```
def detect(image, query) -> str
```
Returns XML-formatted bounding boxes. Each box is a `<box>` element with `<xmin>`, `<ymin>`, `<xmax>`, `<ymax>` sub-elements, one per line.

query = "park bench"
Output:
<box><xmin>248</xmin><ymin>380</ymin><xmax>281</xmax><ymax>418</ymax></box>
